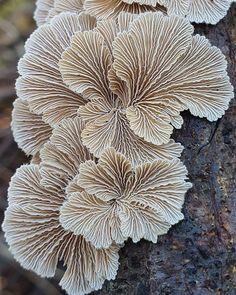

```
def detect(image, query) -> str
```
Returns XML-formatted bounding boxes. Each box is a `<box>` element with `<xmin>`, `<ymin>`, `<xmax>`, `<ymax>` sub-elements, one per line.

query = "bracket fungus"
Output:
<box><xmin>14</xmin><ymin>12</ymin><xmax>96</xmax><ymax>157</ymax></box>
<box><xmin>158</xmin><ymin>0</ymin><xmax>235</xmax><ymax>24</ymax></box>
<box><xmin>3</xmin><ymin>117</ymin><xmax>120</xmax><ymax>295</ymax></box>
<box><xmin>35</xmin><ymin>0</ymin><xmax>235</xmax><ymax>24</ymax></box>
<box><xmin>15</xmin><ymin>11</ymin><xmax>183</xmax><ymax>165</ymax></box>
<box><xmin>35</xmin><ymin>0</ymin><xmax>84</xmax><ymax>25</ymax></box>
<box><xmin>3</xmin><ymin>1</ymin><xmax>235</xmax><ymax>295</ymax></box>
<box><xmin>60</xmin><ymin>148</ymin><xmax>192</xmax><ymax>249</ymax></box>
<box><xmin>59</xmin><ymin>12</ymin><xmax>233</xmax><ymax>162</ymax></box>
<box><xmin>85</xmin><ymin>0</ymin><xmax>235</xmax><ymax>23</ymax></box>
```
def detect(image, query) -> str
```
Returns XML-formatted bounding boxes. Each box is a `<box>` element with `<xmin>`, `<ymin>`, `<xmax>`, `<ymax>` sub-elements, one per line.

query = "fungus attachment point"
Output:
<box><xmin>60</xmin><ymin>148</ymin><xmax>192</xmax><ymax>249</ymax></box>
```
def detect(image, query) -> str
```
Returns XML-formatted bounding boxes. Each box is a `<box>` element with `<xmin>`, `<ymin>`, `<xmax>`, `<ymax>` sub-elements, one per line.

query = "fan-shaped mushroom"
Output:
<box><xmin>16</xmin><ymin>11</ymin><xmax>183</xmax><ymax>165</ymax></box>
<box><xmin>158</xmin><ymin>0</ymin><xmax>234</xmax><ymax>24</ymax></box>
<box><xmin>14</xmin><ymin>12</ymin><xmax>96</xmax><ymax>157</ymax></box>
<box><xmin>35</xmin><ymin>0</ymin><xmax>235</xmax><ymax>24</ymax></box>
<box><xmin>59</xmin><ymin>12</ymin><xmax>233</xmax><ymax>163</ymax></box>
<box><xmin>2</xmin><ymin>117</ymin><xmax>120</xmax><ymax>295</ymax></box>
<box><xmin>34</xmin><ymin>0</ymin><xmax>84</xmax><ymax>25</ymax></box>
<box><xmin>11</xmin><ymin>98</ymin><xmax>52</xmax><ymax>156</ymax></box>
<box><xmin>60</xmin><ymin>147</ymin><xmax>192</xmax><ymax>249</ymax></box>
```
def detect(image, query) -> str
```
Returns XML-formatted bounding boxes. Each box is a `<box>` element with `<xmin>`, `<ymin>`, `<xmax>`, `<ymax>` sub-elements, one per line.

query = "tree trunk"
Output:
<box><xmin>94</xmin><ymin>4</ymin><xmax>236</xmax><ymax>295</ymax></box>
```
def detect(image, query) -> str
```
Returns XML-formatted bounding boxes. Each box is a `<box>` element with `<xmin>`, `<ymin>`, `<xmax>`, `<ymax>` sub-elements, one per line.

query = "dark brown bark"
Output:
<box><xmin>0</xmin><ymin>3</ymin><xmax>236</xmax><ymax>295</ymax></box>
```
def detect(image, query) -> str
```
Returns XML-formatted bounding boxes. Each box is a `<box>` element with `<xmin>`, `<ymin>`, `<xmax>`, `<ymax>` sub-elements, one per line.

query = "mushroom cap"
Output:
<box><xmin>60</xmin><ymin>147</ymin><xmax>192</xmax><ymax>249</ymax></box>
<box><xmin>11</xmin><ymin>98</ymin><xmax>52</xmax><ymax>156</ymax></box>
<box><xmin>16</xmin><ymin>12</ymin><xmax>96</xmax><ymax>128</ymax></box>
<box><xmin>34</xmin><ymin>0</ymin><xmax>234</xmax><ymax>24</ymax></box>
<box><xmin>2</xmin><ymin>117</ymin><xmax>120</xmax><ymax>295</ymax></box>
<box><xmin>14</xmin><ymin>12</ymin><xmax>97</xmax><ymax>157</ymax></box>
<box><xmin>59</xmin><ymin>12</ymin><xmax>233</xmax><ymax>162</ymax></box>
<box><xmin>159</xmin><ymin>0</ymin><xmax>233</xmax><ymax>24</ymax></box>
<box><xmin>16</xmin><ymin>11</ymin><xmax>183</xmax><ymax>165</ymax></box>
<box><xmin>34</xmin><ymin>0</ymin><xmax>84</xmax><ymax>26</ymax></box>
<box><xmin>84</xmin><ymin>0</ymin><xmax>165</xmax><ymax>19</ymax></box>
<box><xmin>34</xmin><ymin>0</ymin><xmax>55</xmax><ymax>26</ymax></box>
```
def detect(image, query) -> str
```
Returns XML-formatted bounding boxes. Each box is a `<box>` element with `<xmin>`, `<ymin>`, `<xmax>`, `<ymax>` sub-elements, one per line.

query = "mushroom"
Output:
<box><xmin>158</xmin><ymin>0</ymin><xmax>234</xmax><ymax>24</ymax></box>
<box><xmin>12</xmin><ymin>98</ymin><xmax>52</xmax><ymax>157</ymax></box>
<box><xmin>34</xmin><ymin>0</ymin><xmax>55</xmax><ymax>26</ymax></box>
<box><xmin>35</xmin><ymin>0</ymin><xmax>234</xmax><ymax>24</ymax></box>
<box><xmin>59</xmin><ymin>12</ymin><xmax>233</xmax><ymax>164</ymax></box>
<box><xmin>84</xmin><ymin>0</ymin><xmax>165</xmax><ymax>19</ymax></box>
<box><xmin>2</xmin><ymin>117</ymin><xmax>120</xmax><ymax>295</ymax></box>
<box><xmin>60</xmin><ymin>147</ymin><xmax>192</xmax><ymax>249</ymax></box>
<box><xmin>16</xmin><ymin>11</ymin><xmax>183</xmax><ymax>165</ymax></box>
<box><xmin>14</xmin><ymin>12</ymin><xmax>97</xmax><ymax>157</ymax></box>
<box><xmin>34</xmin><ymin>0</ymin><xmax>84</xmax><ymax>25</ymax></box>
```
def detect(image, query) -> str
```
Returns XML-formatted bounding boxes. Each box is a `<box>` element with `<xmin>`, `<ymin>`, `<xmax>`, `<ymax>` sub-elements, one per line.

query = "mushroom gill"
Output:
<box><xmin>34</xmin><ymin>0</ymin><xmax>84</xmax><ymax>25</ymax></box>
<box><xmin>15</xmin><ymin>11</ymin><xmax>183</xmax><ymax>165</ymax></box>
<box><xmin>60</xmin><ymin>147</ymin><xmax>192</xmax><ymax>249</ymax></box>
<box><xmin>2</xmin><ymin>117</ymin><xmax>120</xmax><ymax>295</ymax></box>
<box><xmin>158</xmin><ymin>0</ymin><xmax>233</xmax><ymax>24</ymax></box>
<box><xmin>35</xmin><ymin>0</ymin><xmax>234</xmax><ymax>24</ymax></box>
<box><xmin>59</xmin><ymin>12</ymin><xmax>233</xmax><ymax>163</ymax></box>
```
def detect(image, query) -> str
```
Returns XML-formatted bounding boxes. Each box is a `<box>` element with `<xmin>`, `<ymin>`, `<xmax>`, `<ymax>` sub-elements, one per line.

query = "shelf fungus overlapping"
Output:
<box><xmin>15</xmin><ymin>11</ymin><xmax>183</xmax><ymax>165</ymax></box>
<box><xmin>60</xmin><ymin>148</ymin><xmax>192</xmax><ymax>249</ymax></box>
<box><xmin>2</xmin><ymin>117</ymin><xmax>120</xmax><ymax>295</ymax></box>
<box><xmin>3</xmin><ymin>2</ymin><xmax>235</xmax><ymax>295</ymax></box>
<box><xmin>14</xmin><ymin>12</ymin><xmax>96</xmax><ymax>157</ymax></box>
<box><xmin>59</xmin><ymin>12</ymin><xmax>233</xmax><ymax>163</ymax></box>
<box><xmin>35</xmin><ymin>0</ymin><xmax>235</xmax><ymax>25</ymax></box>
<box><xmin>158</xmin><ymin>0</ymin><xmax>234</xmax><ymax>24</ymax></box>
<box><xmin>35</xmin><ymin>0</ymin><xmax>84</xmax><ymax>25</ymax></box>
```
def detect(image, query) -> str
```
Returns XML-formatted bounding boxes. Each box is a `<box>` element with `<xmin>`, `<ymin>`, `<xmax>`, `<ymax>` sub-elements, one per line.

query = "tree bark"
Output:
<box><xmin>93</xmin><ymin>4</ymin><xmax>236</xmax><ymax>295</ymax></box>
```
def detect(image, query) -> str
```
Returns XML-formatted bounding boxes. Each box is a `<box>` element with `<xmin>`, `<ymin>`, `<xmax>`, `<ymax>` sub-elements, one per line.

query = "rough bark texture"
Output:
<box><xmin>0</xmin><ymin>3</ymin><xmax>236</xmax><ymax>295</ymax></box>
<box><xmin>93</xmin><ymin>5</ymin><xmax>236</xmax><ymax>295</ymax></box>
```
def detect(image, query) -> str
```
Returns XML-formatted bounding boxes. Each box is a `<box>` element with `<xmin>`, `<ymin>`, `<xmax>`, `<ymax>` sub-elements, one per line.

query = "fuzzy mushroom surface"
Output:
<box><xmin>59</xmin><ymin>12</ymin><xmax>233</xmax><ymax>163</ymax></box>
<box><xmin>2</xmin><ymin>117</ymin><xmax>120</xmax><ymax>295</ymax></box>
<box><xmin>60</xmin><ymin>147</ymin><xmax>192</xmax><ymax>249</ymax></box>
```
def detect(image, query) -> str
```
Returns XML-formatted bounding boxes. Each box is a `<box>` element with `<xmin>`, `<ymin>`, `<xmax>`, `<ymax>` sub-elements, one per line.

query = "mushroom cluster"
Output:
<box><xmin>2</xmin><ymin>1</ymin><xmax>234</xmax><ymax>295</ymax></box>
<box><xmin>35</xmin><ymin>0</ymin><xmax>235</xmax><ymax>24</ymax></box>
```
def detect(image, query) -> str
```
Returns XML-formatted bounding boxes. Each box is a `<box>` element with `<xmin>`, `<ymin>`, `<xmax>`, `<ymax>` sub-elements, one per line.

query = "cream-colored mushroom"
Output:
<box><xmin>84</xmin><ymin>0</ymin><xmax>165</xmax><ymax>19</ymax></box>
<box><xmin>34</xmin><ymin>0</ymin><xmax>55</xmax><ymax>26</ymax></box>
<box><xmin>59</xmin><ymin>12</ymin><xmax>233</xmax><ymax>163</ymax></box>
<box><xmin>47</xmin><ymin>0</ymin><xmax>84</xmax><ymax>22</ymax></box>
<box><xmin>16</xmin><ymin>11</ymin><xmax>183</xmax><ymax>165</ymax></box>
<box><xmin>11</xmin><ymin>98</ymin><xmax>52</xmax><ymax>156</ymax></box>
<box><xmin>2</xmin><ymin>117</ymin><xmax>120</xmax><ymax>295</ymax></box>
<box><xmin>16</xmin><ymin>12</ymin><xmax>96</xmax><ymax>128</ymax></box>
<box><xmin>60</xmin><ymin>147</ymin><xmax>192</xmax><ymax>249</ymax></box>
<box><xmin>159</xmin><ymin>0</ymin><xmax>233</xmax><ymax>24</ymax></box>
<box><xmin>34</xmin><ymin>0</ymin><xmax>84</xmax><ymax>25</ymax></box>
<box><xmin>34</xmin><ymin>0</ymin><xmax>234</xmax><ymax>24</ymax></box>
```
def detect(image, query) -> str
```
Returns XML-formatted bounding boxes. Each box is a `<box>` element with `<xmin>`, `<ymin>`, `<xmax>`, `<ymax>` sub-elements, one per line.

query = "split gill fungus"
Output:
<box><xmin>2</xmin><ymin>2</ymin><xmax>235</xmax><ymax>295</ymax></box>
